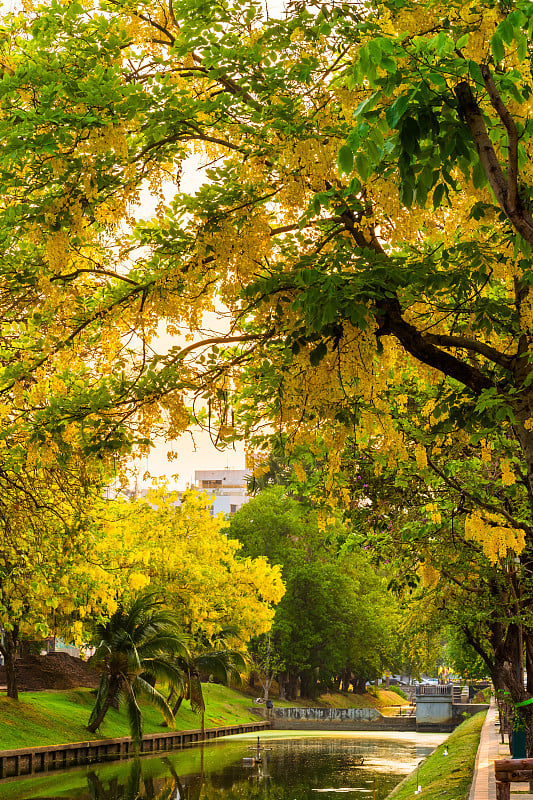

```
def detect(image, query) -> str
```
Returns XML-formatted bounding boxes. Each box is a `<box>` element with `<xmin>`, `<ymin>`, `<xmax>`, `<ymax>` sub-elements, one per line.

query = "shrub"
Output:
<box><xmin>388</xmin><ymin>685</ymin><xmax>408</xmax><ymax>700</ymax></box>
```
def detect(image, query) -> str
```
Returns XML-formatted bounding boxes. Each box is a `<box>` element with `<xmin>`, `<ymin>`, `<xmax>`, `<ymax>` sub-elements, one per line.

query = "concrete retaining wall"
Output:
<box><xmin>271</xmin><ymin>715</ymin><xmax>417</xmax><ymax>731</ymax></box>
<box><xmin>273</xmin><ymin>707</ymin><xmax>379</xmax><ymax>721</ymax></box>
<box><xmin>453</xmin><ymin>703</ymin><xmax>490</xmax><ymax>720</ymax></box>
<box><xmin>0</xmin><ymin>721</ymin><xmax>272</xmax><ymax>780</ymax></box>
<box><xmin>255</xmin><ymin>707</ymin><xmax>416</xmax><ymax>731</ymax></box>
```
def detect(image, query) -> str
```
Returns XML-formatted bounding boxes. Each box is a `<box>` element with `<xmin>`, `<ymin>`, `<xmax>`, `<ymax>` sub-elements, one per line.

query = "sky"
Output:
<box><xmin>130</xmin><ymin>157</ymin><xmax>247</xmax><ymax>491</ymax></box>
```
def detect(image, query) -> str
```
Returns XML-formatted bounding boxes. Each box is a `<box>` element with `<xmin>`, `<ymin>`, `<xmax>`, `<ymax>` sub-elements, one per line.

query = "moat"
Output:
<box><xmin>0</xmin><ymin>730</ymin><xmax>448</xmax><ymax>800</ymax></box>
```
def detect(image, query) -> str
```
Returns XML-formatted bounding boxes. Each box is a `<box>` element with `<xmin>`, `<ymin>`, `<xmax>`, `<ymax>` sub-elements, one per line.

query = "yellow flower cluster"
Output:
<box><xmin>45</xmin><ymin>231</ymin><xmax>70</xmax><ymax>274</ymax></box>
<box><xmin>415</xmin><ymin>445</ymin><xmax>428</xmax><ymax>469</ymax></box>
<box><xmin>500</xmin><ymin>459</ymin><xmax>516</xmax><ymax>486</ymax></box>
<box><xmin>480</xmin><ymin>439</ymin><xmax>492</xmax><ymax>463</ymax></box>
<box><xmin>464</xmin><ymin>509</ymin><xmax>525</xmax><ymax>563</ymax></box>
<box><xmin>426</xmin><ymin>502</ymin><xmax>441</xmax><ymax>525</ymax></box>
<box><xmin>418</xmin><ymin>561</ymin><xmax>439</xmax><ymax>587</ymax></box>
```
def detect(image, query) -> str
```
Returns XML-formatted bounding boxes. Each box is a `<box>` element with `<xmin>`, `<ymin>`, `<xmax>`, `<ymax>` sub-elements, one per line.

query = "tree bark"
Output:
<box><xmin>300</xmin><ymin>670</ymin><xmax>318</xmax><ymax>699</ymax></box>
<box><xmin>87</xmin><ymin>680</ymin><xmax>120</xmax><ymax>733</ymax></box>
<box><xmin>278</xmin><ymin>672</ymin><xmax>286</xmax><ymax>700</ymax></box>
<box><xmin>0</xmin><ymin>626</ymin><xmax>20</xmax><ymax>700</ymax></box>
<box><xmin>341</xmin><ymin>669</ymin><xmax>351</xmax><ymax>693</ymax></box>
<box><xmin>287</xmin><ymin>672</ymin><xmax>299</xmax><ymax>700</ymax></box>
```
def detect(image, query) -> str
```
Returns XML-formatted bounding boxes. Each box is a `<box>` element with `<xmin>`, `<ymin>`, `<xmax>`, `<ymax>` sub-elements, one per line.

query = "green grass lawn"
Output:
<box><xmin>0</xmin><ymin>684</ymin><xmax>407</xmax><ymax>751</ymax></box>
<box><xmin>387</xmin><ymin>711</ymin><xmax>486</xmax><ymax>800</ymax></box>
<box><xmin>0</xmin><ymin>683</ymin><xmax>260</xmax><ymax>751</ymax></box>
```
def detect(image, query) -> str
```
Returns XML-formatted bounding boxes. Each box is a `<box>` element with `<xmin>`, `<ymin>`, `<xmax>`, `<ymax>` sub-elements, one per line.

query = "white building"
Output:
<box><xmin>194</xmin><ymin>469</ymin><xmax>249</xmax><ymax>516</ymax></box>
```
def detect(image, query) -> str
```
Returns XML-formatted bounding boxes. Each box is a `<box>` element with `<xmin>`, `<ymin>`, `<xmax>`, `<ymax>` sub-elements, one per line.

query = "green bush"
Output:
<box><xmin>388</xmin><ymin>685</ymin><xmax>408</xmax><ymax>699</ymax></box>
<box><xmin>366</xmin><ymin>685</ymin><xmax>379</xmax><ymax>698</ymax></box>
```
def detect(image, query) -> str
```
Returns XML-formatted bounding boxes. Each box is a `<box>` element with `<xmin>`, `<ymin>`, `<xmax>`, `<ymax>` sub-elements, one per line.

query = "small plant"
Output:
<box><xmin>366</xmin><ymin>685</ymin><xmax>379</xmax><ymax>698</ymax></box>
<box><xmin>481</xmin><ymin>686</ymin><xmax>492</xmax><ymax>703</ymax></box>
<box><xmin>388</xmin><ymin>685</ymin><xmax>408</xmax><ymax>700</ymax></box>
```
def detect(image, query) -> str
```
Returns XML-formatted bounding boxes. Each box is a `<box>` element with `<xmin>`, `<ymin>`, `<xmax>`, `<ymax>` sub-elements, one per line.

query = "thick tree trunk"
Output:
<box><xmin>341</xmin><ymin>669</ymin><xmax>351</xmax><ymax>693</ymax></box>
<box><xmin>470</xmin><ymin>620</ymin><xmax>533</xmax><ymax>756</ymax></box>
<box><xmin>0</xmin><ymin>626</ymin><xmax>20</xmax><ymax>700</ymax></box>
<box><xmin>87</xmin><ymin>680</ymin><xmax>120</xmax><ymax>733</ymax></box>
<box><xmin>278</xmin><ymin>672</ymin><xmax>286</xmax><ymax>700</ymax></box>
<box><xmin>286</xmin><ymin>672</ymin><xmax>299</xmax><ymax>700</ymax></box>
<box><xmin>526</xmin><ymin>635</ymin><xmax>533</xmax><ymax>695</ymax></box>
<box><xmin>353</xmin><ymin>676</ymin><xmax>366</xmax><ymax>694</ymax></box>
<box><xmin>300</xmin><ymin>670</ymin><xmax>318</xmax><ymax>699</ymax></box>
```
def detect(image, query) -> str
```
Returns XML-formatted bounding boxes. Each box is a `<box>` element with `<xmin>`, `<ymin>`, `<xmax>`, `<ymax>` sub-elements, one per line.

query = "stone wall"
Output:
<box><xmin>254</xmin><ymin>707</ymin><xmax>416</xmax><ymax>732</ymax></box>
<box><xmin>272</xmin><ymin>707</ymin><xmax>379</xmax><ymax>721</ymax></box>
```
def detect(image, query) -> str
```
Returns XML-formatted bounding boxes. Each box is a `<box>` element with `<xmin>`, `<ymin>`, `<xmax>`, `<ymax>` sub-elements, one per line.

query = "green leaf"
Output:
<box><xmin>366</xmin><ymin>139</ymin><xmax>381</xmax><ymax>164</ymax></box>
<box><xmin>490</xmin><ymin>33</ymin><xmax>505</xmax><ymax>63</ymax></box>
<box><xmin>498</xmin><ymin>18</ymin><xmax>514</xmax><ymax>46</ymax></box>
<box><xmin>468</xmin><ymin>61</ymin><xmax>484</xmax><ymax>87</ymax></box>
<box><xmin>337</xmin><ymin>144</ymin><xmax>354</xmax><ymax>175</ymax></box>
<box><xmin>400</xmin><ymin>117</ymin><xmax>420</xmax><ymax>155</ymax></box>
<box><xmin>456</xmin><ymin>33</ymin><xmax>469</xmax><ymax>49</ymax></box>
<box><xmin>353</xmin><ymin>92</ymin><xmax>380</xmax><ymax>118</ymax></box>
<box><xmin>435</xmin><ymin>31</ymin><xmax>448</xmax><ymax>55</ymax></box>
<box><xmin>401</xmin><ymin>181</ymin><xmax>413</xmax><ymax>208</ymax></box>
<box><xmin>355</xmin><ymin>151</ymin><xmax>371</xmax><ymax>181</ymax></box>
<box><xmin>472</xmin><ymin>159</ymin><xmax>487</xmax><ymax>189</ymax></box>
<box><xmin>432</xmin><ymin>183</ymin><xmax>445</xmax><ymax>209</ymax></box>
<box><xmin>517</xmin><ymin>33</ymin><xmax>528</xmax><ymax>62</ymax></box>
<box><xmin>414</xmin><ymin>182</ymin><xmax>428</xmax><ymax>207</ymax></box>
<box><xmin>309</xmin><ymin>342</ymin><xmax>327</xmax><ymax>366</ymax></box>
<box><xmin>386</xmin><ymin>94</ymin><xmax>409</xmax><ymax>129</ymax></box>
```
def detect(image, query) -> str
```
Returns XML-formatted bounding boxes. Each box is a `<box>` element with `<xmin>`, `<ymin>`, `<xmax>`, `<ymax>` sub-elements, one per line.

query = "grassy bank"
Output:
<box><xmin>387</xmin><ymin>711</ymin><xmax>486</xmax><ymax>800</ymax></box>
<box><xmin>0</xmin><ymin>685</ymin><xmax>404</xmax><ymax>751</ymax></box>
<box><xmin>269</xmin><ymin>687</ymin><xmax>405</xmax><ymax>709</ymax></box>
<box><xmin>0</xmin><ymin>683</ymin><xmax>261</xmax><ymax>751</ymax></box>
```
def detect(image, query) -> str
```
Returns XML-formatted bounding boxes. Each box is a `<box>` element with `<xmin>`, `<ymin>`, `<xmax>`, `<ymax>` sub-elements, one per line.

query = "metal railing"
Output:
<box><xmin>415</xmin><ymin>684</ymin><xmax>452</xmax><ymax>696</ymax></box>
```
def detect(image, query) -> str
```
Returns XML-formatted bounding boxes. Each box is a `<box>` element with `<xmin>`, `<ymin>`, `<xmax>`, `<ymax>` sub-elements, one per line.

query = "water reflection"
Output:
<box><xmin>86</xmin><ymin>758</ymin><xmax>182</xmax><ymax>800</ymax></box>
<box><xmin>4</xmin><ymin>732</ymin><xmax>445</xmax><ymax>800</ymax></box>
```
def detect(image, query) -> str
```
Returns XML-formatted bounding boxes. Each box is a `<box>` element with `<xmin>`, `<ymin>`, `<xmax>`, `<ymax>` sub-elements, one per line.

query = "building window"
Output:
<box><xmin>230</xmin><ymin>504</ymin><xmax>237</xmax><ymax>514</ymax></box>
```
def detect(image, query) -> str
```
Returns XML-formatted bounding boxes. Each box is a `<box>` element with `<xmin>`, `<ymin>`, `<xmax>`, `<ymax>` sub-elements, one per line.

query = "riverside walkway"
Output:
<box><xmin>469</xmin><ymin>699</ymin><xmax>532</xmax><ymax>800</ymax></box>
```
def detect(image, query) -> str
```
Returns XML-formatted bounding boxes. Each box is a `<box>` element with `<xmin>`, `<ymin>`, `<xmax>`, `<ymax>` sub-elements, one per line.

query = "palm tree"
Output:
<box><xmin>166</xmin><ymin>627</ymin><xmax>248</xmax><ymax>732</ymax></box>
<box><xmin>88</xmin><ymin>592</ymin><xmax>189</xmax><ymax>746</ymax></box>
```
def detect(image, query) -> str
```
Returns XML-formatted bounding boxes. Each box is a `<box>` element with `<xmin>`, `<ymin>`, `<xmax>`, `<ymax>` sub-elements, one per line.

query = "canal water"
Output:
<box><xmin>0</xmin><ymin>730</ymin><xmax>448</xmax><ymax>800</ymax></box>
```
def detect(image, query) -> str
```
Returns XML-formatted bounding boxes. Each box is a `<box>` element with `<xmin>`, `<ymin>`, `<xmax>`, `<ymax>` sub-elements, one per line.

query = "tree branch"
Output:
<box><xmin>167</xmin><ymin>333</ymin><xmax>264</xmax><ymax>365</ymax></box>
<box><xmin>427</xmin><ymin>453</ymin><xmax>532</xmax><ymax>534</ymax></box>
<box><xmin>481</xmin><ymin>65</ymin><xmax>519</xmax><ymax>212</ymax></box>
<box><xmin>456</xmin><ymin>77</ymin><xmax>533</xmax><ymax>244</ymax></box>
<box><xmin>423</xmin><ymin>332</ymin><xmax>512</xmax><ymax>370</ymax></box>
<box><xmin>376</xmin><ymin>296</ymin><xmax>495</xmax><ymax>395</ymax></box>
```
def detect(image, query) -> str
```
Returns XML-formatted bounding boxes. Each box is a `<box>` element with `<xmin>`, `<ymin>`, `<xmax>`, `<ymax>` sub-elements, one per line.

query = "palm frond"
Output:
<box><xmin>133</xmin><ymin>675</ymin><xmax>176</xmax><ymax>725</ymax></box>
<box><xmin>137</xmin><ymin>632</ymin><xmax>190</xmax><ymax>660</ymax></box>
<box><xmin>189</xmin><ymin>673</ymin><xmax>205</xmax><ymax>714</ymax></box>
<box><xmin>140</xmin><ymin>657</ymin><xmax>187</xmax><ymax>691</ymax></box>
<box><xmin>123</xmin><ymin>680</ymin><xmax>143</xmax><ymax>749</ymax></box>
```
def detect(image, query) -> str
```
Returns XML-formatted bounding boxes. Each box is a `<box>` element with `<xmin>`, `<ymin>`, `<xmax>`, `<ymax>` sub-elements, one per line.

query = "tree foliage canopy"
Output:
<box><xmin>227</xmin><ymin>488</ymin><xmax>401</xmax><ymax>697</ymax></box>
<box><xmin>4</xmin><ymin>0</ymin><xmax>533</xmax><ymax>742</ymax></box>
<box><xmin>99</xmin><ymin>488</ymin><xmax>285</xmax><ymax>643</ymax></box>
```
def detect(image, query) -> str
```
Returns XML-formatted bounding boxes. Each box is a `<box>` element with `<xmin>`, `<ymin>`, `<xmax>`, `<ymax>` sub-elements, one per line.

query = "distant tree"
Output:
<box><xmin>97</xmin><ymin>489</ymin><xmax>285</xmax><ymax>646</ymax></box>
<box><xmin>227</xmin><ymin>488</ymin><xmax>400</xmax><ymax>699</ymax></box>
<box><xmin>249</xmin><ymin>631</ymin><xmax>285</xmax><ymax>703</ymax></box>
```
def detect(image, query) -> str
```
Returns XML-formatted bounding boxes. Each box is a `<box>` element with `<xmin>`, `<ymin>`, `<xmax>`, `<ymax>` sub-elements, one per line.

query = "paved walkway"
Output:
<box><xmin>469</xmin><ymin>698</ymin><xmax>533</xmax><ymax>800</ymax></box>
